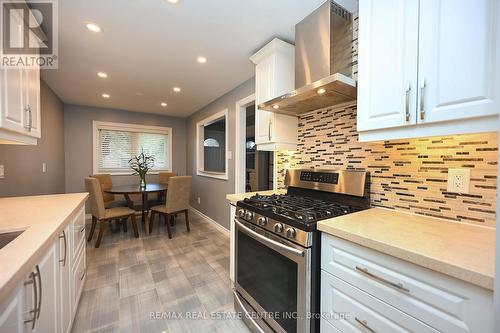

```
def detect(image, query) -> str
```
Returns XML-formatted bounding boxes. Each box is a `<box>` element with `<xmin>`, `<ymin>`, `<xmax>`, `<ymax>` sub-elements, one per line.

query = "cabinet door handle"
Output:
<box><xmin>355</xmin><ymin>266</ymin><xmax>409</xmax><ymax>292</ymax></box>
<box><xmin>34</xmin><ymin>265</ymin><xmax>42</xmax><ymax>319</ymax></box>
<box><xmin>268</xmin><ymin>120</ymin><xmax>272</xmax><ymax>141</ymax></box>
<box><xmin>59</xmin><ymin>230</ymin><xmax>67</xmax><ymax>266</ymax></box>
<box><xmin>23</xmin><ymin>271</ymin><xmax>37</xmax><ymax>329</ymax></box>
<box><xmin>80</xmin><ymin>269</ymin><xmax>86</xmax><ymax>281</ymax></box>
<box><xmin>405</xmin><ymin>83</ymin><xmax>411</xmax><ymax>122</ymax></box>
<box><xmin>419</xmin><ymin>78</ymin><xmax>426</xmax><ymax>120</ymax></box>
<box><xmin>24</xmin><ymin>106</ymin><xmax>32</xmax><ymax>131</ymax></box>
<box><xmin>355</xmin><ymin>317</ymin><xmax>376</xmax><ymax>333</ymax></box>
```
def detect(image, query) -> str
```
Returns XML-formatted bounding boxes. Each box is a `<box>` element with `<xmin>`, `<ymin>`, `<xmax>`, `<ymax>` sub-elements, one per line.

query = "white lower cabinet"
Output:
<box><xmin>58</xmin><ymin>224</ymin><xmax>72</xmax><ymax>333</ymax></box>
<box><xmin>321</xmin><ymin>234</ymin><xmax>494</xmax><ymax>333</ymax></box>
<box><xmin>0</xmin><ymin>282</ymin><xmax>25</xmax><ymax>333</ymax></box>
<box><xmin>0</xmin><ymin>205</ymin><xmax>86</xmax><ymax>333</ymax></box>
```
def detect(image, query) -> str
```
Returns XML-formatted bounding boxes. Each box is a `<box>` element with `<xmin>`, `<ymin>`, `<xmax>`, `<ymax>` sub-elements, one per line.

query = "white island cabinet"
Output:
<box><xmin>0</xmin><ymin>205</ymin><xmax>86</xmax><ymax>333</ymax></box>
<box><xmin>357</xmin><ymin>0</ymin><xmax>500</xmax><ymax>141</ymax></box>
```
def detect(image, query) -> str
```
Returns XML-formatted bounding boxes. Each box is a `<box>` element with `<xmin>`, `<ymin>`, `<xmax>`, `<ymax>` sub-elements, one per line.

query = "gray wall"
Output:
<box><xmin>64</xmin><ymin>105</ymin><xmax>187</xmax><ymax>194</ymax></box>
<box><xmin>187</xmin><ymin>77</ymin><xmax>255</xmax><ymax>229</ymax></box>
<box><xmin>0</xmin><ymin>81</ymin><xmax>65</xmax><ymax>197</ymax></box>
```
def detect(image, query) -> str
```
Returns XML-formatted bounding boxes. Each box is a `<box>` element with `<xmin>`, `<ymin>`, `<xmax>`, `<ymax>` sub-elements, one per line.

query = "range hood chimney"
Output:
<box><xmin>259</xmin><ymin>0</ymin><xmax>357</xmax><ymax>115</ymax></box>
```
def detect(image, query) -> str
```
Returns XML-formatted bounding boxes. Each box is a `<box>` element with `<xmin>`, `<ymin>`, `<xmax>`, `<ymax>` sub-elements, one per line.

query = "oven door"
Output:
<box><xmin>234</xmin><ymin>218</ymin><xmax>311</xmax><ymax>333</ymax></box>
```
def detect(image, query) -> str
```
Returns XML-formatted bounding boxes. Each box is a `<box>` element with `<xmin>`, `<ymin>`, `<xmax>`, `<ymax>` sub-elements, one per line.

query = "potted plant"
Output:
<box><xmin>129</xmin><ymin>151</ymin><xmax>155</xmax><ymax>188</ymax></box>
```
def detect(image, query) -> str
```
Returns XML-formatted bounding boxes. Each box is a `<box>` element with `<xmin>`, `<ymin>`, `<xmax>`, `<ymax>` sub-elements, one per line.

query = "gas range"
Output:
<box><xmin>236</xmin><ymin>169</ymin><xmax>369</xmax><ymax>247</ymax></box>
<box><xmin>233</xmin><ymin>169</ymin><xmax>370</xmax><ymax>333</ymax></box>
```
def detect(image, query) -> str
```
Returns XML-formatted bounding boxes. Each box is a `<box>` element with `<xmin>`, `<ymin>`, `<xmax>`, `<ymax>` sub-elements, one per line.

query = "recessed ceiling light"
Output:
<box><xmin>161</xmin><ymin>102</ymin><xmax>167</xmax><ymax>107</ymax></box>
<box><xmin>97</xmin><ymin>72</ymin><xmax>107</xmax><ymax>78</ymax></box>
<box><xmin>173</xmin><ymin>87</ymin><xmax>181</xmax><ymax>92</ymax></box>
<box><xmin>166</xmin><ymin>0</ymin><xmax>180</xmax><ymax>4</ymax></box>
<box><xmin>273</xmin><ymin>105</ymin><xmax>280</xmax><ymax>109</ymax></box>
<box><xmin>86</xmin><ymin>23</ymin><xmax>102</xmax><ymax>32</ymax></box>
<box><xmin>317</xmin><ymin>88</ymin><xmax>326</xmax><ymax>94</ymax></box>
<box><xmin>197</xmin><ymin>56</ymin><xmax>207</xmax><ymax>63</ymax></box>
<box><xmin>102</xmin><ymin>93</ymin><xmax>110</xmax><ymax>98</ymax></box>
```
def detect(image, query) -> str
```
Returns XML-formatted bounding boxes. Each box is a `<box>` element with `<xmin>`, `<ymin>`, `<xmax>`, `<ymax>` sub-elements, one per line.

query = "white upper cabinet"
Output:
<box><xmin>358</xmin><ymin>0</ymin><xmax>500</xmax><ymax>141</ymax></box>
<box><xmin>357</xmin><ymin>0</ymin><xmax>419</xmax><ymax>131</ymax></box>
<box><xmin>417</xmin><ymin>0</ymin><xmax>498</xmax><ymax>123</ymax></box>
<box><xmin>0</xmin><ymin>7</ymin><xmax>41</xmax><ymax>145</ymax></box>
<box><xmin>250</xmin><ymin>38</ymin><xmax>298</xmax><ymax>151</ymax></box>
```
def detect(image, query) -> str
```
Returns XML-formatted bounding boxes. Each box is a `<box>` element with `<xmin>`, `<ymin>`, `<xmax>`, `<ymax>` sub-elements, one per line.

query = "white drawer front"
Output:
<box><xmin>321</xmin><ymin>234</ymin><xmax>494</xmax><ymax>333</ymax></box>
<box><xmin>321</xmin><ymin>271</ymin><xmax>439</xmax><ymax>333</ymax></box>
<box><xmin>70</xmin><ymin>206</ymin><xmax>85</xmax><ymax>263</ymax></box>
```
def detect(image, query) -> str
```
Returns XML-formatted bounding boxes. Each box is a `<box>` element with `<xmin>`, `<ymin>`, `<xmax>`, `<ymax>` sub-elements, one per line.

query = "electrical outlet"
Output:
<box><xmin>447</xmin><ymin>168</ymin><xmax>470</xmax><ymax>194</ymax></box>
<box><xmin>197</xmin><ymin>197</ymin><xmax>201</xmax><ymax>204</ymax></box>
<box><xmin>0</xmin><ymin>165</ymin><xmax>4</xmax><ymax>179</ymax></box>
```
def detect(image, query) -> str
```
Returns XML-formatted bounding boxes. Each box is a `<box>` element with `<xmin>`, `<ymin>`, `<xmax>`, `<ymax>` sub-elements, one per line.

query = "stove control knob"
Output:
<box><xmin>274</xmin><ymin>223</ymin><xmax>284</xmax><ymax>233</ymax></box>
<box><xmin>238</xmin><ymin>209</ymin><xmax>246</xmax><ymax>218</ymax></box>
<box><xmin>257</xmin><ymin>216</ymin><xmax>267</xmax><ymax>226</ymax></box>
<box><xmin>286</xmin><ymin>227</ymin><xmax>296</xmax><ymax>239</ymax></box>
<box><xmin>245</xmin><ymin>211</ymin><xmax>254</xmax><ymax>220</ymax></box>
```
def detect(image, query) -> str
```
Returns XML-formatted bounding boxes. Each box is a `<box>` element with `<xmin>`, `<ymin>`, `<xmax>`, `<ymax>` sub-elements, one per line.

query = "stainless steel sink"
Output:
<box><xmin>0</xmin><ymin>231</ymin><xmax>24</xmax><ymax>250</ymax></box>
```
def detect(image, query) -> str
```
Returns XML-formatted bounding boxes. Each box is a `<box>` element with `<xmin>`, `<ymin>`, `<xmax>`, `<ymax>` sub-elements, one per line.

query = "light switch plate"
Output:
<box><xmin>0</xmin><ymin>165</ymin><xmax>4</xmax><ymax>179</ymax></box>
<box><xmin>42</xmin><ymin>162</ymin><xmax>47</xmax><ymax>173</ymax></box>
<box><xmin>447</xmin><ymin>168</ymin><xmax>470</xmax><ymax>194</ymax></box>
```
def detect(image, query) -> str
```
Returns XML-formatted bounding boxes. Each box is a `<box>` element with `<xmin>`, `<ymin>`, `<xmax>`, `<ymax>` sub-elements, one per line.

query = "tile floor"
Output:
<box><xmin>71</xmin><ymin>211</ymin><xmax>251</xmax><ymax>333</ymax></box>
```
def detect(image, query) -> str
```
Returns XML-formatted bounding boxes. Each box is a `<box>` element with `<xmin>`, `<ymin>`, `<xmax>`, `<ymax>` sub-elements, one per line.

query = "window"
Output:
<box><xmin>93</xmin><ymin>121</ymin><xmax>172</xmax><ymax>175</ymax></box>
<box><xmin>197</xmin><ymin>109</ymin><xmax>228</xmax><ymax>179</ymax></box>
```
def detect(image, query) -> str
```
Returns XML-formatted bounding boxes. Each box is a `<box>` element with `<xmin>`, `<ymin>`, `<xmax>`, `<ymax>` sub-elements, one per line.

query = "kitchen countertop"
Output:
<box><xmin>0</xmin><ymin>193</ymin><xmax>88</xmax><ymax>303</ymax></box>
<box><xmin>226</xmin><ymin>189</ymin><xmax>287</xmax><ymax>203</ymax></box>
<box><xmin>317</xmin><ymin>207</ymin><xmax>495</xmax><ymax>290</ymax></box>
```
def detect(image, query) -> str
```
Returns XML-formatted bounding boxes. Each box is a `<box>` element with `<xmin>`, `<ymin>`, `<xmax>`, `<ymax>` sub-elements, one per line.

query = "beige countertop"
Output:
<box><xmin>0</xmin><ymin>193</ymin><xmax>88</xmax><ymax>303</ymax></box>
<box><xmin>318</xmin><ymin>207</ymin><xmax>495</xmax><ymax>290</ymax></box>
<box><xmin>226</xmin><ymin>189</ymin><xmax>287</xmax><ymax>203</ymax></box>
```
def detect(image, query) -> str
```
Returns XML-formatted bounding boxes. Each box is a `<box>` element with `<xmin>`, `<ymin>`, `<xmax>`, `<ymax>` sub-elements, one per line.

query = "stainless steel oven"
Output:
<box><xmin>234</xmin><ymin>217</ymin><xmax>312</xmax><ymax>333</ymax></box>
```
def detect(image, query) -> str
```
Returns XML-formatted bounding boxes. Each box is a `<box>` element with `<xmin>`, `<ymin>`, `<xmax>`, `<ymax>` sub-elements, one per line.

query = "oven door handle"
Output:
<box><xmin>233</xmin><ymin>290</ymin><xmax>266</xmax><ymax>333</ymax></box>
<box><xmin>235</xmin><ymin>219</ymin><xmax>305</xmax><ymax>257</ymax></box>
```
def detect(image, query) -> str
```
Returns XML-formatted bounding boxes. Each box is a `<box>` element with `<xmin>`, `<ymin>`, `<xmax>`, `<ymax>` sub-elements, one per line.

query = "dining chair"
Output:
<box><xmin>149</xmin><ymin>176</ymin><xmax>192</xmax><ymax>238</ymax></box>
<box><xmin>85</xmin><ymin>177</ymin><xmax>139</xmax><ymax>248</ymax></box>
<box><xmin>91</xmin><ymin>173</ymin><xmax>128</xmax><ymax>208</ymax></box>
<box><xmin>157</xmin><ymin>171</ymin><xmax>177</xmax><ymax>203</ymax></box>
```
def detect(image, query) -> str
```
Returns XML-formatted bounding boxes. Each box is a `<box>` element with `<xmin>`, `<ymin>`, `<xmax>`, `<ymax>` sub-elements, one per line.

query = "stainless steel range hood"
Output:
<box><xmin>259</xmin><ymin>0</ymin><xmax>357</xmax><ymax>116</ymax></box>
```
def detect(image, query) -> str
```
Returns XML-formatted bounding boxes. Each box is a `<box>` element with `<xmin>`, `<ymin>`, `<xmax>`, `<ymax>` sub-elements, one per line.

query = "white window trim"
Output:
<box><xmin>196</xmin><ymin>109</ymin><xmax>229</xmax><ymax>180</ymax></box>
<box><xmin>92</xmin><ymin>121</ymin><xmax>173</xmax><ymax>175</ymax></box>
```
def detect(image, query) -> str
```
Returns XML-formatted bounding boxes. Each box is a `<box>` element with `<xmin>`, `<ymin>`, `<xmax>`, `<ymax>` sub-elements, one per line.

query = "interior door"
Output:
<box><xmin>1</xmin><ymin>9</ymin><xmax>26</xmax><ymax>134</ymax></box>
<box><xmin>417</xmin><ymin>0</ymin><xmax>499</xmax><ymax>124</ymax></box>
<box><xmin>357</xmin><ymin>0</ymin><xmax>419</xmax><ymax>131</ymax></box>
<box><xmin>255</xmin><ymin>55</ymin><xmax>275</xmax><ymax>145</ymax></box>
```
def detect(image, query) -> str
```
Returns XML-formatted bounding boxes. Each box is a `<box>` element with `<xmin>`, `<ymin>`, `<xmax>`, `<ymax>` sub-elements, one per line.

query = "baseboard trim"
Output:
<box><xmin>189</xmin><ymin>206</ymin><xmax>230</xmax><ymax>236</ymax></box>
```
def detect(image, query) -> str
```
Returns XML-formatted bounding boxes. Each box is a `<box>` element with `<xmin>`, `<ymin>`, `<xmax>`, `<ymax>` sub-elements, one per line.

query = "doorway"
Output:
<box><xmin>235</xmin><ymin>94</ymin><xmax>275</xmax><ymax>193</ymax></box>
<box><xmin>245</xmin><ymin>105</ymin><xmax>273</xmax><ymax>192</ymax></box>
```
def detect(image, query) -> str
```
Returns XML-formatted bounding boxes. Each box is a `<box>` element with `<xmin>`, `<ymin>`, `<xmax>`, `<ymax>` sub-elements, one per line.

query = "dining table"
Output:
<box><xmin>104</xmin><ymin>183</ymin><xmax>167</xmax><ymax>234</ymax></box>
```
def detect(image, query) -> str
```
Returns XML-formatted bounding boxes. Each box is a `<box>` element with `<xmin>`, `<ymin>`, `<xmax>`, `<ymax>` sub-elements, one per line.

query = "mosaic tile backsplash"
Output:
<box><xmin>276</xmin><ymin>101</ymin><xmax>498</xmax><ymax>227</ymax></box>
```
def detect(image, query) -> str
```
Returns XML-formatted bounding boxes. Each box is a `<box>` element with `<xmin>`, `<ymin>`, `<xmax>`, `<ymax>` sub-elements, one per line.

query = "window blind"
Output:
<box><xmin>98</xmin><ymin>129</ymin><xmax>168</xmax><ymax>173</ymax></box>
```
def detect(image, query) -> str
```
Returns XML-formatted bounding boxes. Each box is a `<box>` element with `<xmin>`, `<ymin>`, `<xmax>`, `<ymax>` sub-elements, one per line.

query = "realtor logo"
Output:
<box><xmin>1</xmin><ymin>0</ymin><xmax>58</xmax><ymax>69</ymax></box>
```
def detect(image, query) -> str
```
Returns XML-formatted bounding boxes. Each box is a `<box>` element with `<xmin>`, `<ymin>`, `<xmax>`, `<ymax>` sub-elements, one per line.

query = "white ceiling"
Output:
<box><xmin>41</xmin><ymin>0</ymin><xmax>324</xmax><ymax>117</ymax></box>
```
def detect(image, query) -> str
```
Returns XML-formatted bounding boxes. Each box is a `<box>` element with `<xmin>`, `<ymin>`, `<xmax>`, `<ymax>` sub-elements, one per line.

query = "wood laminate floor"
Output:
<box><xmin>72</xmin><ymin>211</ymin><xmax>251</xmax><ymax>333</ymax></box>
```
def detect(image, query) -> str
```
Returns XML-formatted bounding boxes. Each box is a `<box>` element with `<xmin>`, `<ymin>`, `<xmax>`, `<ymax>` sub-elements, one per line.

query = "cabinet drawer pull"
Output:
<box><xmin>59</xmin><ymin>230</ymin><xmax>67</xmax><ymax>266</ymax></box>
<box><xmin>23</xmin><ymin>271</ymin><xmax>37</xmax><ymax>329</ymax></box>
<box><xmin>355</xmin><ymin>266</ymin><xmax>409</xmax><ymax>293</ymax></box>
<box><xmin>34</xmin><ymin>265</ymin><xmax>42</xmax><ymax>319</ymax></box>
<box><xmin>405</xmin><ymin>83</ymin><xmax>411</xmax><ymax>122</ymax></box>
<box><xmin>419</xmin><ymin>79</ymin><xmax>426</xmax><ymax>120</ymax></box>
<box><xmin>355</xmin><ymin>317</ymin><xmax>376</xmax><ymax>333</ymax></box>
